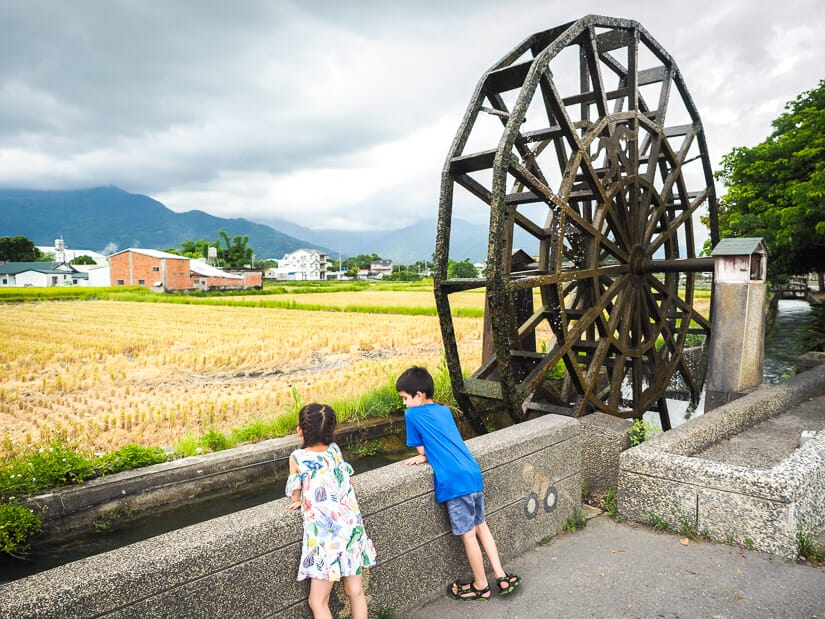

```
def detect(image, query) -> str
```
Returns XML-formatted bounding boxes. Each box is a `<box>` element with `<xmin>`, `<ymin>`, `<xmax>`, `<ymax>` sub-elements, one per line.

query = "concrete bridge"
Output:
<box><xmin>1</xmin><ymin>361</ymin><xmax>824</xmax><ymax>618</ymax></box>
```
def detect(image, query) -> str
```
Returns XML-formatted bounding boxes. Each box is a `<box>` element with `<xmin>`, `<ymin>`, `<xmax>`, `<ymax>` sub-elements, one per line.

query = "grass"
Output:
<box><xmin>647</xmin><ymin>512</ymin><xmax>670</xmax><ymax>531</ymax></box>
<box><xmin>796</xmin><ymin>526</ymin><xmax>825</xmax><ymax>563</ymax></box>
<box><xmin>679</xmin><ymin>513</ymin><xmax>697</xmax><ymax>540</ymax></box>
<box><xmin>563</xmin><ymin>510</ymin><xmax>587</xmax><ymax>532</ymax></box>
<box><xmin>602</xmin><ymin>489</ymin><xmax>618</xmax><ymax>518</ymax></box>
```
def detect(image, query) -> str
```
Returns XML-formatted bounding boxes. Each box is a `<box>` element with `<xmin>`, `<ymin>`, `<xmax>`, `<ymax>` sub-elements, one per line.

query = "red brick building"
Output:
<box><xmin>109</xmin><ymin>249</ymin><xmax>260</xmax><ymax>291</ymax></box>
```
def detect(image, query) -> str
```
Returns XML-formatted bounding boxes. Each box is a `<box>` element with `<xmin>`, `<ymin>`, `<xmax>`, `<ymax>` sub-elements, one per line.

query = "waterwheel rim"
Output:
<box><xmin>435</xmin><ymin>15</ymin><xmax>717</xmax><ymax>428</ymax></box>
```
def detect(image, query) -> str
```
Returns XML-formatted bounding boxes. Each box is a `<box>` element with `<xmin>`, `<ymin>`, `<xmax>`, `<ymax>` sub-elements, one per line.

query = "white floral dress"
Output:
<box><xmin>285</xmin><ymin>442</ymin><xmax>376</xmax><ymax>581</ymax></box>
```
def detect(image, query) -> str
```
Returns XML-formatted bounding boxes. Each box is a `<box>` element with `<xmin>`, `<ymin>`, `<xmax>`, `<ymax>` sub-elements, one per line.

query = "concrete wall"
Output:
<box><xmin>0</xmin><ymin>415</ymin><xmax>581</xmax><ymax>618</ymax></box>
<box><xmin>618</xmin><ymin>364</ymin><xmax>825</xmax><ymax>558</ymax></box>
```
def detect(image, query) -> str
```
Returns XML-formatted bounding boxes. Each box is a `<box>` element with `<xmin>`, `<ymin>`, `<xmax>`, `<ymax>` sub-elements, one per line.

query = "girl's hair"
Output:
<box><xmin>298</xmin><ymin>403</ymin><xmax>337</xmax><ymax>448</ymax></box>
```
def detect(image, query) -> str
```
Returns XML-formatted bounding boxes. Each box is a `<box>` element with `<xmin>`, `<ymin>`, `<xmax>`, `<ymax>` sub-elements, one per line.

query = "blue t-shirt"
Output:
<box><xmin>405</xmin><ymin>402</ymin><xmax>483</xmax><ymax>503</ymax></box>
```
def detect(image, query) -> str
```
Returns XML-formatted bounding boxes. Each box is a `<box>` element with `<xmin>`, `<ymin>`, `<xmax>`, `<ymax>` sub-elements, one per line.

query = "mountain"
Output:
<box><xmin>0</xmin><ymin>187</ymin><xmax>328</xmax><ymax>259</ymax></box>
<box><xmin>266</xmin><ymin>217</ymin><xmax>493</xmax><ymax>264</ymax></box>
<box><xmin>0</xmin><ymin>186</ymin><xmax>496</xmax><ymax>263</ymax></box>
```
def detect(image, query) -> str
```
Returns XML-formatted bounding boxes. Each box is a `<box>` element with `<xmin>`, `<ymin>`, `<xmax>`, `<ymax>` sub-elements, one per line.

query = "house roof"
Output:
<box><xmin>0</xmin><ymin>262</ymin><xmax>79</xmax><ymax>275</ymax></box>
<box><xmin>190</xmin><ymin>260</ymin><xmax>242</xmax><ymax>279</ymax></box>
<box><xmin>711</xmin><ymin>237</ymin><xmax>769</xmax><ymax>256</ymax></box>
<box><xmin>283</xmin><ymin>248</ymin><xmax>326</xmax><ymax>258</ymax></box>
<box><xmin>109</xmin><ymin>248</ymin><xmax>189</xmax><ymax>260</ymax></box>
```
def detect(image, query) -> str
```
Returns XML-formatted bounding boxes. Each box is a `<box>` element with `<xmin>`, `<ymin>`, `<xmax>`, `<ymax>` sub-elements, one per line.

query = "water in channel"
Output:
<box><xmin>0</xmin><ymin>300</ymin><xmax>814</xmax><ymax>582</ymax></box>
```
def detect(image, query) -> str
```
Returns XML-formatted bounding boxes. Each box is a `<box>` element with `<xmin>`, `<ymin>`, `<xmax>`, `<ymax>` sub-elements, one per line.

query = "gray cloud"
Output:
<box><xmin>0</xmin><ymin>0</ymin><xmax>822</xmax><ymax>232</ymax></box>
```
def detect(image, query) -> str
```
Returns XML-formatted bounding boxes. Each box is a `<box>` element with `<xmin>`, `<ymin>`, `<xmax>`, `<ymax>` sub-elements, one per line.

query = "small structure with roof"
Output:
<box><xmin>711</xmin><ymin>237</ymin><xmax>768</xmax><ymax>283</ymax></box>
<box><xmin>705</xmin><ymin>237</ymin><xmax>769</xmax><ymax>411</ymax></box>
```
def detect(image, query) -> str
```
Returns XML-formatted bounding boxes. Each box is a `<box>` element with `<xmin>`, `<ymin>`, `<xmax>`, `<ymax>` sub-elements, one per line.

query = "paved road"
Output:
<box><xmin>404</xmin><ymin>515</ymin><xmax>825</xmax><ymax>618</ymax></box>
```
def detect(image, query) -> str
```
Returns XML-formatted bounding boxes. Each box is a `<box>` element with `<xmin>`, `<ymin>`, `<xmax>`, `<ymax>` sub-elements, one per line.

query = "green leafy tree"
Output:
<box><xmin>447</xmin><ymin>258</ymin><xmax>478</xmax><ymax>278</ymax></box>
<box><xmin>69</xmin><ymin>255</ymin><xmax>97</xmax><ymax>265</ymax></box>
<box><xmin>715</xmin><ymin>80</ymin><xmax>825</xmax><ymax>283</ymax></box>
<box><xmin>340</xmin><ymin>253</ymin><xmax>381</xmax><ymax>276</ymax></box>
<box><xmin>0</xmin><ymin>236</ymin><xmax>46</xmax><ymax>262</ymax></box>
<box><xmin>217</xmin><ymin>231</ymin><xmax>254</xmax><ymax>268</ymax></box>
<box><xmin>178</xmin><ymin>239</ymin><xmax>213</xmax><ymax>259</ymax></box>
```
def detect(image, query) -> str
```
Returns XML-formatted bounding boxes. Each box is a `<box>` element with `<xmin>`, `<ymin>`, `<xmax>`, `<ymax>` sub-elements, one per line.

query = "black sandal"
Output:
<box><xmin>447</xmin><ymin>580</ymin><xmax>491</xmax><ymax>601</ymax></box>
<box><xmin>496</xmin><ymin>573</ymin><xmax>522</xmax><ymax>597</ymax></box>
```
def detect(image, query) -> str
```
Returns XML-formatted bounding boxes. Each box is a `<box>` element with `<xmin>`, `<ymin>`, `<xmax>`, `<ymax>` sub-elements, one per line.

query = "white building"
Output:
<box><xmin>269</xmin><ymin>249</ymin><xmax>328</xmax><ymax>281</ymax></box>
<box><xmin>36</xmin><ymin>244</ymin><xmax>108</xmax><ymax>265</ymax></box>
<box><xmin>0</xmin><ymin>262</ymin><xmax>87</xmax><ymax>287</ymax></box>
<box><xmin>370</xmin><ymin>260</ymin><xmax>393</xmax><ymax>278</ymax></box>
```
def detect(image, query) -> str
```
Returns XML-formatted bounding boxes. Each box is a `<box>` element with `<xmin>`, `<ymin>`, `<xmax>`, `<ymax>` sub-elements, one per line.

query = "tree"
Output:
<box><xmin>217</xmin><ymin>231</ymin><xmax>254</xmax><ymax>268</ymax></box>
<box><xmin>70</xmin><ymin>255</ymin><xmax>97</xmax><ymax>265</ymax></box>
<box><xmin>715</xmin><ymin>80</ymin><xmax>825</xmax><ymax>282</ymax></box>
<box><xmin>0</xmin><ymin>236</ymin><xmax>46</xmax><ymax>262</ymax></box>
<box><xmin>178</xmin><ymin>239</ymin><xmax>212</xmax><ymax>259</ymax></box>
<box><xmin>447</xmin><ymin>258</ymin><xmax>478</xmax><ymax>278</ymax></box>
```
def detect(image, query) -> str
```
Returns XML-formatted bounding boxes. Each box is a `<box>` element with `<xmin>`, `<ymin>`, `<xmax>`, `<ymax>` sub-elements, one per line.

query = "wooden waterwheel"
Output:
<box><xmin>435</xmin><ymin>15</ymin><xmax>718</xmax><ymax>432</ymax></box>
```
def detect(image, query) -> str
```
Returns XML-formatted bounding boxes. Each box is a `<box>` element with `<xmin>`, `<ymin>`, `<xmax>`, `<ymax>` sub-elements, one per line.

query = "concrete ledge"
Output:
<box><xmin>618</xmin><ymin>364</ymin><xmax>825</xmax><ymax>558</ymax></box>
<box><xmin>0</xmin><ymin>414</ymin><xmax>581</xmax><ymax>618</ymax></box>
<box><xmin>27</xmin><ymin>417</ymin><xmax>401</xmax><ymax>543</ymax></box>
<box><xmin>579</xmin><ymin>413</ymin><xmax>630</xmax><ymax>497</ymax></box>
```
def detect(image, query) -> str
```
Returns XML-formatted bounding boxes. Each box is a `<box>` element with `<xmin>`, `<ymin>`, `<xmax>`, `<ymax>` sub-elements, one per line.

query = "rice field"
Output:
<box><xmin>0</xmin><ymin>284</ymin><xmax>710</xmax><ymax>457</ymax></box>
<box><xmin>0</xmin><ymin>299</ymin><xmax>484</xmax><ymax>456</ymax></box>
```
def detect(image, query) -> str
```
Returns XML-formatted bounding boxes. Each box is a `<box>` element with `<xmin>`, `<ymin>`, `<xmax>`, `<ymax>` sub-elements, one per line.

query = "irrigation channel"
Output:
<box><xmin>0</xmin><ymin>300</ymin><xmax>814</xmax><ymax>583</ymax></box>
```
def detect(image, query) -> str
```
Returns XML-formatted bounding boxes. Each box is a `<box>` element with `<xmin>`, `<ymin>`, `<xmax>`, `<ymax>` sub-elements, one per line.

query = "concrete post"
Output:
<box><xmin>704</xmin><ymin>238</ymin><xmax>769</xmax><ymax>412</ymax></box>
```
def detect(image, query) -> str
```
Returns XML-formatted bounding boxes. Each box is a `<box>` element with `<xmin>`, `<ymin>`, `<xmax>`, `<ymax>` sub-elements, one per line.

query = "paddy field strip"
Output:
<box><xmin>0</xmin><ymin>285</ymin><xmax>709</xmax><ymax>457</ymax></box>
<box><xmin>0</xmin><ymin>297</ymin><xmax>485</xmax><ymax>456</ymax></box>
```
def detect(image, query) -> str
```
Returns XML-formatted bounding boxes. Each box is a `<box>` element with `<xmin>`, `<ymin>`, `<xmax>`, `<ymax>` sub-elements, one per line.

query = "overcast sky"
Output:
<box><xmin>0</xmin><ymin>0</ymin><xmax>823</xmax><ymax>233</ymax></box>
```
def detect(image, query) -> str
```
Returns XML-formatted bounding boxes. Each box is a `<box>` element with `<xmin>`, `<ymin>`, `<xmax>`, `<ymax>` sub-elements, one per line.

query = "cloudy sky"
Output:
<box><xmin>0</xmin><ymin>0</ymin><xmax>823</xmax><ymax>233</ymax></box>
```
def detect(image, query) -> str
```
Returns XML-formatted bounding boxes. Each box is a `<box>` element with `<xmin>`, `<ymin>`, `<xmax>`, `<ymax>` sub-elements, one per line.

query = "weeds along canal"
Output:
<box><xmin>0</xmin><ymin>447</ymin><xmax>414</xmax><ymax>583</ymax></box>
<box><xmin>0</xmin><ymin>300</ymin><xmax>816</xmax><ymax>583</ymax></box>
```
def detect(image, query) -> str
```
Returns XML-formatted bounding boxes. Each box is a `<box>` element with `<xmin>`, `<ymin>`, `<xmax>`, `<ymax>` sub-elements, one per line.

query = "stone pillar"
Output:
<box><xmin>704</xmin><ymin>238</ymin><xmax>769</xmax><ymax>412</ymax></box>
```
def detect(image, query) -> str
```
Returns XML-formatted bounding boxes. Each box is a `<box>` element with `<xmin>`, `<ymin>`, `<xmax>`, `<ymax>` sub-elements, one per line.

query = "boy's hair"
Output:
<box><xmin>298</xmin><ymin>403</ymin><xmax>337</xmax><ymax>448</ymax></box>
<box><xmin>395</xmin><ymin>366</ymin><xmax>434</xmax><ymax>399</ymax></box>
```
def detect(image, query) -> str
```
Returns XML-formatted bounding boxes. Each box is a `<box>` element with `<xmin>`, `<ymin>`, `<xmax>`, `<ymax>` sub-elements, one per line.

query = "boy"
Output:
<box><xmin>396</xmin><ymin>366</ymin><xmax>521</xmax><ymax>601</ymax></box>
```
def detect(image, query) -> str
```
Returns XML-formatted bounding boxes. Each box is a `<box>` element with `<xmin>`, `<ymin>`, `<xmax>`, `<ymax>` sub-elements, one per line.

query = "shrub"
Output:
<box><xmin>98</xmin><ymin>444</ymin><xmax>168</xmax><ymax>474</ymax></box>
<box><xmin>0</xmin><ymin>502</ymin><xmax>42</xmax><ymax>557</ymax></box>
<box><xmin>0</xmin><ymin>440</ymin><xmax>95</xmax><ymax>499</ymax></box>
<box><xmin>199</xmin><ymin>430</ymin><xmax>230</xmax><ymax>453</ymax></box>
<box><xmin>627</xmin><ymin>418</ymin><xmax>660</xmax><ymax>446</ymax></box>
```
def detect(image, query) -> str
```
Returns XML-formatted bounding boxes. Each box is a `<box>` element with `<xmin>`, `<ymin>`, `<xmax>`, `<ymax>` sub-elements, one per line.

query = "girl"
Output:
<box><xmin>286</xmin><ymin>403</ymin><xmax>376</xmax><ymax>619</ymax></box>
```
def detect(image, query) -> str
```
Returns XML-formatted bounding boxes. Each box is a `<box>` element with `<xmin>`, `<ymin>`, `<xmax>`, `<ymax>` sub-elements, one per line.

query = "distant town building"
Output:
<box><xmin>0</xmin><ymin>262</ymin><xmax>88</xmax><ymax>287</ymax></box>
<box><xmin>36</xmin><ymin>245</ymin><xmax>108</xmax><ymax>265</ymax></box>
<box><xmin>370</xmin><ymin>260</ymin><xmax>393</xmax><ymax>278</ymax></box>
<box><xmin>268</xmin><ymin>249</ymin><xmax>328</xmax><ymax>281</ymax></box>
<box><xmin>108</xmin><ymin>248</ymin><xmax>260</xmax><ymax>291</ymax></box>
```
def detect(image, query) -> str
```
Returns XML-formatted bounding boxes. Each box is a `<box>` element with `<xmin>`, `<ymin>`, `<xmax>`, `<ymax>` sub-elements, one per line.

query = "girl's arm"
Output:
<box><xmin>405</xmin><ymin>445</ymin><xmax>427</xmax><ymax>466</ymax></box>
<box><xmin>288</xmin><ymin>456</ymin><xmax>301</xmax><ymax>510</ymax></box>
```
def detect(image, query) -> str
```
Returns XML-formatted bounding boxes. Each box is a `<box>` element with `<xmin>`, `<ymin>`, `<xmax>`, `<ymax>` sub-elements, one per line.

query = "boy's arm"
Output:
<box><xmin>405</xmin><ymin>446</ymin><xmax>427</xmax><ymax>466</ymax></box>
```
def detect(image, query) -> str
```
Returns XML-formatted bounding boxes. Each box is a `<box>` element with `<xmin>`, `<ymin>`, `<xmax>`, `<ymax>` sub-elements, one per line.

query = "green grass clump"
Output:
<box><xmin>0</xmin><ymin>502</ymin><xmax>42</xmax><ymax>558</ymax></box>
<box><xmin>562</xmin><ymin>510</ymin><xmax>587</xmax><ymax>532</ymax></box>
<box><xmin>627</xmin><ymin>418</ymin><xmax>661</xmax><ymax>446</ymax></box>
<box><xmin>602</xmin><ymin>489</ymin><xmax>618</xmax><ymax>517</ymax></box>
<box><xmin>98</xmin><ymin>444</ymin><xmax>169</xmax><ymax>474</ymax></box>
<box><xmin>0</xmin><ymin>439</ymin><xmax>96</xmax><ymax>498</ymax></box>
<box><xmin>646</xmin><ymin>512</ymin><xmax>670</xmax><ymax>531</ymax></box>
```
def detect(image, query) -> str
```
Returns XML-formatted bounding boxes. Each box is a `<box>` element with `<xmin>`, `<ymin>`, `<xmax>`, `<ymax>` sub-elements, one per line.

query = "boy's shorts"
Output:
<box><xmin>445</xmin><ymin>491</ymin><xmax>486</xmax><ymax>536</ymax></box>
